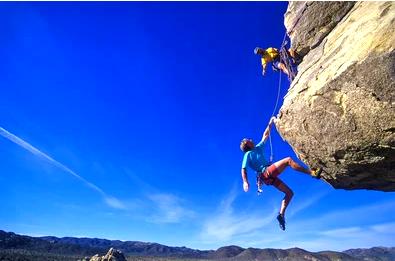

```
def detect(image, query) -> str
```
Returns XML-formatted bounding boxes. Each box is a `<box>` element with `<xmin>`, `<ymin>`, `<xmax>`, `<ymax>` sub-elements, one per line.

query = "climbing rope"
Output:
<box><xmin>256</xmin><ymin>71</ymin><xmax>282</xmax><ymax>195</ymax></box>
<box><xmin>280</xmin><ymin>44</ymin><xmax>297</xmax><ymax>82</ymax></box>
<box><xmin>270</xmin><ymin>64</ymin><xmax>283</xmax><ymax>119</ymax></box>
<box><xmin>286</xmin><ymin>2</ymin><xmax>309</xmax><ymax>36</ymax></box>
<box><xmin>278</xmin><ymin>3</ymin><xmax>310</xmax><ymax>82</ymax></box>
<box><xmin>258</xmin><ymin>4</ymin><xmax>310</xmax><ymax>195</ymax></box>
<box><xmin>268</xmin><ymin>66</ymin><xmax>282</xmax><ymax>163</ymax></box>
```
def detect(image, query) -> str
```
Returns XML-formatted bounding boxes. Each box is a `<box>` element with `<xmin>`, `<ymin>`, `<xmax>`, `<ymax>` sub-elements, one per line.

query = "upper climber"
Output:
<box><xmin>240</xmin><ymin>116</ymin><xmax>322</xmax><ymax>231</ymax></box>
<box><xmin>254</xmin><ymin>47</ymin><xmax>300</xmax><ymax>80</ymax></box>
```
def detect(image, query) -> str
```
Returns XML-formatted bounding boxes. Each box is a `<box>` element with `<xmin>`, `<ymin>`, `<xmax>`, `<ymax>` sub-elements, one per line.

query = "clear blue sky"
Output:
<box><xmin>0</xmin><ymin>2</ymin><xmax>394</xmax><ymax>252</ymax></box>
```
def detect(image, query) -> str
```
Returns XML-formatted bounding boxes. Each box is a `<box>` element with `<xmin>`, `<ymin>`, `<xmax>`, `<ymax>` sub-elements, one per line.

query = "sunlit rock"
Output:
<box><xmin>277</xmin><ymin>2</ymin><xmax>395</xmax><ymax>191</ymax></box>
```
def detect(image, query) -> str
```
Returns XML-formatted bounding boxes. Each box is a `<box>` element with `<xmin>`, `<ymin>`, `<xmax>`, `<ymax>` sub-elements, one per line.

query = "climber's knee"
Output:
<box><xmin>284</xmin><ymin>187</ymin><xmax>294</xmax><ymax>204</ymax></box>
<box><xmin>274</xmin><ymin>157</ymin><xmax>292</xmax><ymax>173</ymax></box>
<box><xmin>276</xmin><ymin>180</ymin><xmax>293</xmax><ymax>201</ymax></box>
<box><xmin>288</xmin><ymin>157</ymin><xmax>299</xmax><ymax>167</ymax></box>
<box><xmin>285</xmin><ymin>190</ymin><xmax>294</xmax><ymax>202</ymax></box>
<box><xmin>285</xmin><ymin>157</ymin><xmax>292</xmax><ymax>165</ymax></box>
<box><xmin>288</xmin><ymin>48</ymin><xmax>296</xmax><ymax>58</ymax></box>
<box><xmin>278</xmin><ymin>63</ymin><xmax>289</xmax><ymax>75</ymax></box>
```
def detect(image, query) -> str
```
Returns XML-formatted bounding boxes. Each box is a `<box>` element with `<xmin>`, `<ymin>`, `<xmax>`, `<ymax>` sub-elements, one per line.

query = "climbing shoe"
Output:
<box><xmin>277</xmin><ymin>213</ymin><xmax>286</xmax><ymax>231</ymax></box>
<box><xmin>311</xmin><ymin>168</ymin><xmax>323</xmax><ymax>179</ymax></box>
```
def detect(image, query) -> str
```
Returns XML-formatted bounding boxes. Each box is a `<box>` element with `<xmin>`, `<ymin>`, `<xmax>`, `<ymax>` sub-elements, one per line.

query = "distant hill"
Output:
<box><xmin>0</xmin><ymin>230</ymin><xmax>104</xmax><ymax>256</ymax></box>
<box><xmin>343</xmin><ymin>247</ymin><xmax>395</xmax><ymax>261</ymax></box>
<box><xmin>1</xmin><ymin>230</ymin><xmax>394</xmax><ymax>261</ymax></box>
<box><xmin>39</xmin><ymin>234</ymin><xmax>210</xmax><ymax>258</ymax></box>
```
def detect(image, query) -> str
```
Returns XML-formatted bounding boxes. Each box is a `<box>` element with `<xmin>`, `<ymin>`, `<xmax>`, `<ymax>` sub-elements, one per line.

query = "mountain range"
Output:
<box><xmin>1</xmin><ymin>230</ymin><xmax>394</xmax><ymax>261</ymax></box>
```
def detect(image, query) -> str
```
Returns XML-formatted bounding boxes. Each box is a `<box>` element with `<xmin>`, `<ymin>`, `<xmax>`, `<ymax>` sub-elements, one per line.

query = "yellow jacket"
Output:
<box><xmin>261</xmin><ymin>47</ymin><xmax>279</xmax><ymax>68</ymax></box>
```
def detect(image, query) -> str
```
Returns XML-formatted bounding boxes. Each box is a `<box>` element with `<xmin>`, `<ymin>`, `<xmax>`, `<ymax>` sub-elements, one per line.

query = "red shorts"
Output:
<box><xmin>259</xmin><ymin>164</ymin><xmax>281</xmax><ymax>186</ymax></box>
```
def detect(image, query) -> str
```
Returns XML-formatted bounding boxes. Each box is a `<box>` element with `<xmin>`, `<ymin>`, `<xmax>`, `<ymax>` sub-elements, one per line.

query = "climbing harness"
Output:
<box><xmin>280</xmin><ymin>2</ymin><xmax>310</xmax><ymax>82</ymax></box>
<box><xmin>256</xmin><ymin>165</ymin><xmax>279</xmax><ymax>195</ymax></box>
<box><xmin>256</xmin><ymin>171</ymin><xmax>264</xmax><ymax>195</ymax></box>
<box><xmin>256</xmin><ymin>167</ymin><xmax>268</xmax><ymax>195</ymax></box>
<box><xmin>279</xmin><ymin>42</ymin><xmax>297</xmax><ymax>82</ymax></box>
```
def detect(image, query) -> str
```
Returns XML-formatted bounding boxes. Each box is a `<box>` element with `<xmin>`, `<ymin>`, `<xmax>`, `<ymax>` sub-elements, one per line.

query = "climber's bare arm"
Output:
<box><xmin>262</xmin><ymin>117</ymin><xmax>276</xmax><ymax>143</ymax></box>
<box><xmin>262</xmin><ymin>64</ymin><xmax>267</xmax><ymax>76</ymax></box>
<box><xmin>241</xmin><ymin>168</ymin><xmax>249</xmax><ymax>192</ymax></box>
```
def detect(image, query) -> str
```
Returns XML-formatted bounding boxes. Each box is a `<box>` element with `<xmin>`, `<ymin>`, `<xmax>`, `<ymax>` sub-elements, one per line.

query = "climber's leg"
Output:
<box><xmin>288</xmin><ymin>48</ymin><xmax>296</xmax><ymax>58</ymax></box>
<box><xmin>273</xmin><ymin>179</ymin><xmax>293</xmax><ymax>231</ymax></box>
<box><xmin>278</xmin><ymin>62</ymin><xmax>290</xmax><ymax>77</ymax></box>
<box><xmin>273</xmin><ymin>157</ymin><xmax>310</xmax><ymax>175</ymax></box>
<box><xmin>273</xmin><ymin>157</ymin><xmax>322</xmax><ymax>178</ymax></box>
<box><xmin>288</xmin><ymin>48</ymin><xmax>302</xmax><ymax>64</ymax></box>
<box><xmin>274</xmin><ymin>179</ymin><xmax>294</xmax><ymax>216</ymax></box>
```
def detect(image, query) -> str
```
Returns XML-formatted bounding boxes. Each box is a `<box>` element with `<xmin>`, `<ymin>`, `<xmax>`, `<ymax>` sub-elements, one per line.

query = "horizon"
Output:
<box><xmin>1</xmin><ymin>229</ymin><xmax>393</xmax><ymax>253</ymax></box>
<box><xmin>1</xmin><ymin>2</ymin><xmax>394</xmax><ymax>253</ymax></box>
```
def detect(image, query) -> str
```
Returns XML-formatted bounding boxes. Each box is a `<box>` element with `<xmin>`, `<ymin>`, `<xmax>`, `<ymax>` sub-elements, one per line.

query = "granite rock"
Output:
<box><xmin>277</xmin><ymin>2</ymin><xmax>395</xmax><ymax>191</ymax></box>
<box><xmin>89</xmin><ymin>248</ymin><xmax>127</xmax><ymax>261</ymax></box>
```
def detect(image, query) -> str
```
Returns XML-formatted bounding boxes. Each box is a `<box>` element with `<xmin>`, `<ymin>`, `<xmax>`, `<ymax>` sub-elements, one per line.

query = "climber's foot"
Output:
<box><xmin>277</xmin><ymin>213</ymin><xmax>286</xmax><ymax>231</ymax></box>
<box><xmin>311</xmin><ymin>168</ymin><xmax>322</xmax><ymax>179</ymax></box>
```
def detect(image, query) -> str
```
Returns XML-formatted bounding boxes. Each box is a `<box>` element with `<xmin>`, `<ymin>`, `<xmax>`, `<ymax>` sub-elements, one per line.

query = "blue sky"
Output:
<box><xmin>0</xmin><ymin>2</ymin><xmax>394</xmax><ymax>252</ymax></box>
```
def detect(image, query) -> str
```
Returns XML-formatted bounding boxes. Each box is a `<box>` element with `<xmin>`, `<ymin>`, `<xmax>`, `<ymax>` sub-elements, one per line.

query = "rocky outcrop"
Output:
<box><xmin>277</xmin><ymin>2</ymin><xmax>395</xmax><ymax>191</ymax></box>
<box><xmin>88</xmin><ymin>248</ymin><xmax>127</xmax><ymax>261</ymax></box>
<box><xmin>284</xmin><ymin>2</ymin><xmax>356</xmax><ymax>58</ymax></box>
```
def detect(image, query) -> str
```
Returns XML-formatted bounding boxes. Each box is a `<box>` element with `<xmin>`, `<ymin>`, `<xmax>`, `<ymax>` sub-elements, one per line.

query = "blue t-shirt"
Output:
<box><xmin>241</xmin><ymin>140</ymin><xmax>269</xmax><ymax>173</ymax></box>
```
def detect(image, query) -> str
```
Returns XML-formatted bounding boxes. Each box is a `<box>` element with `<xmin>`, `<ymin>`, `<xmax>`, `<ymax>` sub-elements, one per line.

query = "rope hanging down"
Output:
<box><xmin>279</xmin><ymin>2</ymin><xmax>309</xmax><ymax>82</ymax></box>
<box><xmin>267</xmin><ymin>3</ymin><xmax>310</xmax><ymax>163</ymax></box>
<box><xmin>258</xmin><ymin>3</ymin><xmax>309</xmax><ymax>194</ymax></box>
<box><xmin>257</xmin><ymin>71</ymin><xmax>282</xmax><ymax>195</ymax></box>
<box><xmin>268</xmin><ymin>67</ymin><xmax>282</xmax><ymax>163</ymax></box>
<box><xmin>286</xmin><ymin>2</ymin><xmax>309</xmax><ymax>37</ymax></box>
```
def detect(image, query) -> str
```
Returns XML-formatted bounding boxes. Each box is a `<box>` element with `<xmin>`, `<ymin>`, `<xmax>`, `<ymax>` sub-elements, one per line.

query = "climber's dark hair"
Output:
<box><xmin>240</xmin><ymin>138</ymin><xmax>253</xmax><ymax>152</ymax></box>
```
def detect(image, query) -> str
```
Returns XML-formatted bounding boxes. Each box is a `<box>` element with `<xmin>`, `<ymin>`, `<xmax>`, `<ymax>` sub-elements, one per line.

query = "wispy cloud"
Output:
<box><xmin>370</xmin><ymin>221</ymin><xmax>395</xmax><ymax>234</ymax></box>
<box><xmin>279</xmin><ymin>200</ymin><xmax>395</xmax><ymax>251</ymax></box>
<box><xmin>292</xmin><ymin>200</ymin><xmax>395</xmax><ymax>232</ymax></box>
<box><xmin>104</xmin><ymin>196</ymin><xmax>126</xmax><ymax>210</ymax></box>
<box><xmin>200</xmin><ymin>187</ymin><xmax>277</xmax><ymax>244</ymax></box>
<box><xmin>199</xmin><ymin>191</ymin><xmax>395</xmax><ymax>251</ymax></box>
<box><xmin>0</xmin><ymin>126</ymin><xmax>126</xmax><ymax>210</ymax></box>
<box><xmin>147</xmin><ymin>193</ymin><xmax>195</xmax><ymax>224</ymax></box>
<box><xmin>320</xmin><ymin>226</ymin><xmax>363</xmax><ymax>237</ymax></box>
<box><xmin>286</xmin><ymin>223</ymin><xmax>395</xmax><ymax>252</ymax></box>
<box><xmin>287</xmin><ymin>190</ymin><xmax>329</xmax><ymax>218</ymax></box>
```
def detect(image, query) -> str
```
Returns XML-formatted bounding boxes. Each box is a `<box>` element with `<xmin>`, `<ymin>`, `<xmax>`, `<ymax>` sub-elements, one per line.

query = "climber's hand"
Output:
<box><xmin>270</xmin><ymin>116</ymin><xmax>276</xmax><ymax>125</ymax></box>
<box><xmin>243</xmin><ymin>181</ymin><xmax>249</xmax><ymax>192</ymax></box>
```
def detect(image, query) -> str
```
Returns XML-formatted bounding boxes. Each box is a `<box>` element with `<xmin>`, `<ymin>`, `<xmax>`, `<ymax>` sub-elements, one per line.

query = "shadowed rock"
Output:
<box><xmin>285</xmin><ymin>1</ymin><xmax>356</xmax><ymax>58</ymax></box>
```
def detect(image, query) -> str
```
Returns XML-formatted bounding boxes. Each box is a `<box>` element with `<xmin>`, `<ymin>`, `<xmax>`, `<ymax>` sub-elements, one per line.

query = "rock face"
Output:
<box><xmin>88</xmin><ymin>248</ymin><xmax>127</xmax><ymax>261</ymax></box>
<box><xmin>276</xmin><ymin>2</ymin><xmax>395</xmax><ymax>191</ymax></box>
<box><xmin>284</xmin><ymin>2</ymin><xmax>356</xmax><ymax>58</ymax></box>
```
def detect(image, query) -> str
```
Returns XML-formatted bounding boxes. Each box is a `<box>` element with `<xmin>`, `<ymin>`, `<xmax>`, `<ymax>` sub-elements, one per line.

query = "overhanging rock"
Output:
<box><xmin>276</xmin><ymin>1</ymin><xmax>395</xmax><ymax>191</ymax></box>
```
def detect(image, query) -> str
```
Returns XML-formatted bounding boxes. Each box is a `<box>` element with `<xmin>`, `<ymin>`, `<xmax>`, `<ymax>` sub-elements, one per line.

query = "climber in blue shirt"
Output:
<box><xmin>240</xmin><ymin>116</ymin><xmax>322</xmax><ymax>231</ymax></box>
